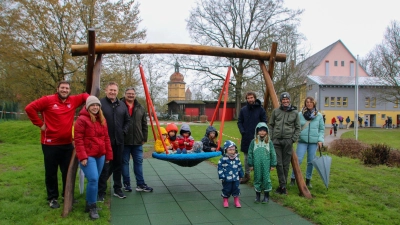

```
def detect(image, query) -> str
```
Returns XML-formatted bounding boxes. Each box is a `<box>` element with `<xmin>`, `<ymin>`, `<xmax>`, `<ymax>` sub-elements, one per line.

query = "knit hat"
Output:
<box><xmin>280</xmin><ymin>92</ymin><xmax>290</xmax><ymax>102</ymax></box>
<box><xmin>222</xmin><ymin>140</ymin><xmax>237</xmax><ymax>154</ymax></box>
<box><xmin>86</xmin><ymin>96</ymin><xmax>101</xmax><ymax>109</ymax></box>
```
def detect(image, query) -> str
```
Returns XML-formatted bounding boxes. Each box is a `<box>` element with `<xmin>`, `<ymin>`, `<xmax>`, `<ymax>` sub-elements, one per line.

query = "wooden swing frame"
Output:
<box><xmin>62</xmin><ymin>29</ymin><xmax>311</xmax><ymax>217</ymax></box>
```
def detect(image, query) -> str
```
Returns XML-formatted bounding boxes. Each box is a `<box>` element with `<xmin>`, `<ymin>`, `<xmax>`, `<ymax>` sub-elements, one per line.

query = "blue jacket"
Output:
<box><xmin>237</xmin><ymin>99</ymin><xmax>267</xmax><ymax>153</ymax></box>
<box><xmin>298</xmin><ymin>112</ymin><xmax>324</xmax><ymax>143</ymax></box>
<box><xmin>217</xmin><ymin>154</ymin><xmax>244</xmax><ymax>182</ymax></box>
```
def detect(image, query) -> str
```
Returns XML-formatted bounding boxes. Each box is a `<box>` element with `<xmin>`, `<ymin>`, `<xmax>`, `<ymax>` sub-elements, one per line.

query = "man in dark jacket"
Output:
<box><xmin>237</xmin><ymin>91</ymin><xmax>267</xmax><ymax>184</ymax></box>
<box><xmin>98</xmin><ymin>82</ymin><xmax>130</xmax><ymax>201</ymax></box>
<box><xmin>121</xmin><ymin>87</ymin><xmax>153</xmax><ymax>193</ymax></box>
<box><xmin>270</xmin><ymin>92</ymin><xmax>300</xmax><ymax>194</ymax></box>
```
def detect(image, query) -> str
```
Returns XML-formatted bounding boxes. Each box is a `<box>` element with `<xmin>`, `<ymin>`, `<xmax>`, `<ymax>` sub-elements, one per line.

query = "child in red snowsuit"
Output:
<box><xmin>176</xmin><ymin>123</ymin><xmax>194</xmax><ymax>154</ymax></box>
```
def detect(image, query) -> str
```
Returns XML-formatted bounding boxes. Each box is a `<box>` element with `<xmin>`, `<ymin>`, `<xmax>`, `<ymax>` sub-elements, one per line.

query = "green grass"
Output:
<box><xmin>1</xmin><ymin>121</ymin><xmax>400</xmax><ymax>224</ymax></box>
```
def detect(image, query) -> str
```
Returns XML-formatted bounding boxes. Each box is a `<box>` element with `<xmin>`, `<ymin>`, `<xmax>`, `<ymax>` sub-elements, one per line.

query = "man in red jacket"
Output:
<box><xmin>25</xmin><ymin>80</ymin><xmax>88</xmax><ymax>209</ymax></box>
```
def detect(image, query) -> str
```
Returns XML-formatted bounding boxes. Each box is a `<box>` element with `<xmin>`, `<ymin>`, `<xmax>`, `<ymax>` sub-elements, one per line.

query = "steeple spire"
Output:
<box><xmin>175</xmin><ymin>60</ymin><xmax>180</xmax><ymax>73</ymax></box>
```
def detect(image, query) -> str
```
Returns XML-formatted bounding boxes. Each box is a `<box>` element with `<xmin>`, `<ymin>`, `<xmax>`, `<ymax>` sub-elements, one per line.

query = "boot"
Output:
<box><xmin>240</xmin><ymin>174</ymin><xmax>250</xmax><ymax>184</ymax></box>
<box><xmin>254</xmin><ymin>192</ymin><xmax>261</xmax><ymax>203</ymax></box>
<box><xmin>262</xmin><ymin>192</ymin><xmax>269</xmax><ymax>203</ymax></box>
<box><xmin>290</xmin><ymin>178</ymin><xmax>296</xmax><ymax>186</ymax></box>
<box><xmin>89</xmin><ymin>203</ymin><xmax>99</xmax><ymax>220</ymax></box>
<box><xmin>233</xmin><ymin>197</ymin><xmax>241</xmax><ymax>208</ymax></box>
<box><xmin>85</xmin><ymin>201</ymin><xmax>102</xmax><ymax>212</ymax></box>
<box><xmin>306</xmin><ymin>179</ymin><xmax>312</xmax><ymax>188</ymax></box>
<box><xmin>223</xmin><ymin>198</ymin><xmax>229</xmax><ymax>208</ymax></box>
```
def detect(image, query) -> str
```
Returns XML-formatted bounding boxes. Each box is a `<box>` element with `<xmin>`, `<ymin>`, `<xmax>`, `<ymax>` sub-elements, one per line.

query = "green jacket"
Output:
<box><xmin>298</xmin><ymin>112</ymin><xmax>324</xmax><ymax>143</ymax></box>
<box><xmin>121</xmin><ymin>98</ymin><xmax>148</xmax><ymax>145</ymax></box>
<box><xmin>269</xmin><ymin>105</ymin><xmax>300</xmax><ymax>143</ymax></box>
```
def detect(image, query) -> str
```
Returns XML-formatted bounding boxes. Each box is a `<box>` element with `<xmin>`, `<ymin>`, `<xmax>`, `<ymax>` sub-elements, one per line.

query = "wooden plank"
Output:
<box><xmin>71</xmin><ymin>43</ymin><xmax>287</xmax><ymax>62</ymax></box>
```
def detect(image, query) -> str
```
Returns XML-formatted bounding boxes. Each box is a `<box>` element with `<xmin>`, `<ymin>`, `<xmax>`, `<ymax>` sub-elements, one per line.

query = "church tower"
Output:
<box><xmin>168</xmin><ymin>61</ymin><xmax>186</xmax><ymax>102</ymax></box>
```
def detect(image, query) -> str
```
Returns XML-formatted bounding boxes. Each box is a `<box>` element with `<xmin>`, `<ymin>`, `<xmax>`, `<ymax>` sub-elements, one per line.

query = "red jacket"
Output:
<box><xmin>177</xmin><ymin>135</ymin><xmax>194</xmax><ymax>150</ymax></box>
<box><xmin>25</xmin><ymin>93</ymin><xmax>89</xmax><ymax>145</ymax></box>
<box><xmin>74</xmin><ymin>108</ymin><xmax>113</xmax><ymax>161</ymax></box>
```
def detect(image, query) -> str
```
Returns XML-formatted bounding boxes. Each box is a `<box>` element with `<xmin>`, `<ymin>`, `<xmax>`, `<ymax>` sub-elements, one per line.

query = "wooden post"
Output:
<box><xmin>62</xmin><ymin>29</ymin><xmax>98</xmax><ymax>217</ymax></box>
<box><xmin>258</xmin><ymin>54</ymin><xmax>312</xmax><ymax>199</ymax></box>
<box><xmin>263</xmin><ymin>42</ymin><xmax>278</xmax><ymax>111</ymax></box>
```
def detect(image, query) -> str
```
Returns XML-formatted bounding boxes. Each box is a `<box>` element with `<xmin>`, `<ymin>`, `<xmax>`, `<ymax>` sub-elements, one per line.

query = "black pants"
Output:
<box><xmin>98</xmin><ymin>144</ymin><xmax>123</xmax><ymax>195</ymax></box>
<box><xmin>42</xmin><ymin>144</ymin><xmax>73</xmax><ymax>201</ymax></box>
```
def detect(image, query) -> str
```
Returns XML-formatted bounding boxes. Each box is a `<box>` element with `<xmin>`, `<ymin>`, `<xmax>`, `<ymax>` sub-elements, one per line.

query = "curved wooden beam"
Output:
<box><xmin>71</xmin><ymin>43</ymin><xmax>286</xmax><ymax>62</ymax></box>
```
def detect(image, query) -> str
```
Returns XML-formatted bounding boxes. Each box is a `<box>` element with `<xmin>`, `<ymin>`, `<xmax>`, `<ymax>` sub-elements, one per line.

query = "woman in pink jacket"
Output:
<box><xmin>74</xmin><ymin>96</ymin><xmax>113</xmax><ymax>220</ymax></box>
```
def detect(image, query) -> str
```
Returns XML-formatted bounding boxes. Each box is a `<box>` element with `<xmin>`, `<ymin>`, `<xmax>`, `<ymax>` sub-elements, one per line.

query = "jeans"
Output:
<box><xmin>122</xmin><ymin>145</ymin><xmax>145</xmax><ymax>186</ymax></box>
<box><xmin>98</xmin><ymin>144</ymin><xmax>123</xmax><ymax>195</ymax></box>
<box><xmin>42</xmin><ymin>144</ymin><xmax>73</xmax><ymax>200</ymax></box>
<box><xmin>291</xmin><ymin>142</ymin><xmax>317</xmax><ymax>180</ymax></box>
<box><xmin>80</xmin><ymin>156</ymin><xmax>105</xmax><ymax>204</ymax></box>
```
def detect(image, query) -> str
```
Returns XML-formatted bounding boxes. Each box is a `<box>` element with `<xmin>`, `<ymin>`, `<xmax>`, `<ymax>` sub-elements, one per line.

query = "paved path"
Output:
<box><xmin>324</xmin><ymin>127</ymin><xmax>352</xmax><ymax>147</ymax></box>
<box><xmin>110</xmin><ymin>159</ymin><xmax>313</xmax><ymax>225</ymax></box>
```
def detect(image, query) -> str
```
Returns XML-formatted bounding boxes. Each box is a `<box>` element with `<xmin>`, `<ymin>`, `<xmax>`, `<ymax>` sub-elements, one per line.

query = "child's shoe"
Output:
<box><xmin>223</xmin><ymin>198</ymin><xmax>229</xmax><ymax>208</ymax></box>
<box><xmin>254</xmin><ymin>192</ymin><xmax>261</xmax><ymax>203</ymax></box>
<box><xmin>233</xmin><ymin>197</ymin><xmax>241</xmax><ymax>208</ymax></box>
<box><xmin>262</xmin><ymin>192</ymin><xmax>269</xmax><ymax>203</ymax></box>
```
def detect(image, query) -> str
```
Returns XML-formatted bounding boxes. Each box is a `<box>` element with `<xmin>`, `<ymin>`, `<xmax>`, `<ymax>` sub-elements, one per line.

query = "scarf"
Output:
<box><xmin>302</xmin><ymin>107</ymin><xmax>318</xmax><ymax>121</ymax></box>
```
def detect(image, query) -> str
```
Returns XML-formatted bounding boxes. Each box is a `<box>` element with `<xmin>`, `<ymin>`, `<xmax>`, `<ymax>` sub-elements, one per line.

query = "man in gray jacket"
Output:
<box><xmin>269</xmin><ymin>92</ymin><xmax>300</xmax><ymax>195</ymax></box>
<box><xmin>121</xmin><ymin>87</ymin><xmax>153</xmax><ymax>193</ymax></box>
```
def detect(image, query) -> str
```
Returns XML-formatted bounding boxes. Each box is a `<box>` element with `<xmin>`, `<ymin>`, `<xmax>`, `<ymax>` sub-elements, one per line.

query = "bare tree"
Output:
<box><xmin>364</xmin><ymin>20</ymin><xmax>400</xmax><ymax>103</ymax></box>
<box><xmin>186</xmin><ymin>0</ymin><xmax>303</xmax><ymax>117</ymax></box>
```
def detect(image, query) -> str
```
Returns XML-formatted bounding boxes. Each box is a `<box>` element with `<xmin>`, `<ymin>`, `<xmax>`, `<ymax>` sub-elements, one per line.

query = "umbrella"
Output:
<box><xmin>337</xmin><ymin>115</ymin><xmax>343</xmax><ymax>120</ymax></box>
<box><xmin>79</xmin><ymin>168</ymin><xmax>85</xmax><ymax>194</ymax></box>
<box><xmin>312</xmin><ymin>145</ymin><xmax>332</xmax><ymax>189</ymax></box>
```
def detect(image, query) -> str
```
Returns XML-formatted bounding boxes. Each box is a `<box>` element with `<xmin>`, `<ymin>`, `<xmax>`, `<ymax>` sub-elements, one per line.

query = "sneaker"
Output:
<box><xmin>281</xmin><ymin>187</ymin><xmax>288</xmax><ymax>195</ymax></box>
<box><xmin>136</xmin><ymin>184</ymin><xmax>153</xmax><ymax>192</ymax></box>
<box><xmin>113</xmin><ymin>189</ymin><xmax>127</xmax><ymax>199</ymax></box>
<box><xmin>49</xmin><ymin>199</ymin><xmax>60</xmax><ymax>209</ymax></box>
<box><xmin>275</xmin><ymin>187</ymin><xmax>282</xmax><ymax>194</ymax></box>
<box><xmin>124</xmin><ymin>183</ymin><xmax>132</xmax><ymax>192</ymax></box>
<box><xmin>97</xmin><ymin>193</ymin><xmax>105</xmax><ymax>202</ymax></box>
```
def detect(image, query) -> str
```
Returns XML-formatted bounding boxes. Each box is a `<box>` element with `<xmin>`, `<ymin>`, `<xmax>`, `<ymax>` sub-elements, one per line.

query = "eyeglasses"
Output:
<box><xmin>126</xmin><ymin>93</ymin><xmax>135</xmax><ymax>96</ymax></box>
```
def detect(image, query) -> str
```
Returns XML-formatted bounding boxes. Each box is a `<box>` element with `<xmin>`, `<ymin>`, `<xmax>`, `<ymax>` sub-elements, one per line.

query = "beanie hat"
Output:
<box><xmin>280</xmin><ymin>92</ymin><xmax>290</xmax><ymax>102</ymax></box>
<box><xmin>222</xmin><ymin>140</ymin><xmax>237</xmax><ymax>154</ymax></box>
<box><xmin>86</xmin><ymin>96</ymin><xmax>101</xmax><ymax>109</ymax></box>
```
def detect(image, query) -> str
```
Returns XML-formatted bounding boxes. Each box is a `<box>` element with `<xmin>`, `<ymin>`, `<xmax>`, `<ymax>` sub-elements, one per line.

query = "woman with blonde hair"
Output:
<box><xmin>290</xmin><ymin>96</ymin><xmax>324</xmax><ymax>188</ymax></box>
<box><xmin>74</xmin><ymin>96</ymin><xmax>113</xmax><ymax>219</ymax></box>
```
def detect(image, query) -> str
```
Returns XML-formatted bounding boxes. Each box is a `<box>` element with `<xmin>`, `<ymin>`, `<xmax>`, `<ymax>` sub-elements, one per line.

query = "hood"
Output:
<box><xmin>247</xmin><ymin>99</ymin><xmax>262</xmax><ymax>109</ymax></box>
<box><xmin>254</xmin><ymin>122</ymin><xmax>269</xmax><ymax>140</ymax></box>
<box><xmin>166</xmin><ymin>123</ymin><xmax>178</xmax><ymax>133</ymax></box>
<box><xmin>78</xmin><ymin>107</ymin><xmax>91</xmax><ymax>117</ymax></box>
<box><xmin>205</xmin><ymin>125</ymin><xmax>218</xmax><ymax>137</ymax></box>
<box><xmin>180</xmin><ymin>123</ymin><xmax>191</xmax><ymax>135</ymax></box>
<box><xmin>159</xmin><ymin>127</ymin><xmax>168</xmax><ymax>135</ymax></box>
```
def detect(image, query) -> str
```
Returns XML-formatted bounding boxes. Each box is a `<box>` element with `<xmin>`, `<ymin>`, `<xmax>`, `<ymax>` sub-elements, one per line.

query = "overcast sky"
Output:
<box><xmin>138</xmin><ymin>0</ymin><xmax>400</xmax><ymax>59</ymax></box>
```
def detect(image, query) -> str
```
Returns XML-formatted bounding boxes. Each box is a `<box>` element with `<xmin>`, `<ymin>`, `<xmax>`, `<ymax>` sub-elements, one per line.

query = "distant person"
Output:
<box><xmin>333</xmin><ymin>123</ymin><xmax>338</xmax><ymax>136</ymax></box>
<box><xmin>237</xmin><ymin>91</ymin><xmax>267</xmax><ymax>184</ymax></box>
<box><xmin>338</xmin><ymin>116</ymin><xmax>344</xmax><ymax>129</ymax></box>
<box><xmin>331</xmin><ymin>117</ymin><xmax>336</xmax><ymax>126</ymax></box>
<box><xmin>121</xmin><ymin>87</ymin><xmax>153</xmax><ymax>193</ymax></box>
<box><xmin>290</xmin><ymin>97</ymin><xmax>324</xmax><ymax>188</ymax></box>
<box><xmin>248</xmin><ymin>122</ymin><xmax>277</xmax><ymax>203</ymax></box>
<box><xmin>388</xmin><ymin>117</ymin><xmax>392</xmax><ymax>129</ymax></box>
<box><xmin>74</xmin><ymin>96</ymin><xmax>113</xmax><ymax>219</ymax></box>
<box><xmin>358</xmin><ymin>116</ymin><xmax>363</xmax><ymax>128</ymax></box>
<box><xmin>98</xmin><ymin>82</ymin><xmax>130</xmax><ymax>201</ymax></box>
<box><xmin>323</xmin><ymin>115</ymin><xmax>326</xmax><ymax>125</ymax></box>
<box><xmin>218</xmin><ymin>140</ymin><xmax>244</xmax><ymax>208</ymax></box>
<box><xmin>25</xmin><ymin>80</ymin><xmax>88</xmax><ymax>209</ymax></box>
<box><xmin>364</xmin><ymin>119</ymin><xmax>368</xmax><ymax>127</ymax></box>
<box><xmin>346</xmin><ymin>116</ymin><xmax>351</xmax><ymax>129</ymax></box>
<box><xmin>269</xmin><ymin>92</ymin><xmax>300</xmax><ymax>195</ymax></box>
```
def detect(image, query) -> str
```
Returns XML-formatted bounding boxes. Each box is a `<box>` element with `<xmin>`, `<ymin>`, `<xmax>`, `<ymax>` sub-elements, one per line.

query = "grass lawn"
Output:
<box><xmin>1</xmin><ymin>120</ymin><xmax>400</xmax><ymax>224</ymax></box>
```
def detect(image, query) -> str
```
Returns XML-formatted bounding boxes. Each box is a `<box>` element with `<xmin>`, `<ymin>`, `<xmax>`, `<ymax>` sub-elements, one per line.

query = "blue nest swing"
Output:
<box><xmin>151</xmin><ymin>151</ymin><xmax>222</xmax><ymax>167</ymax></box>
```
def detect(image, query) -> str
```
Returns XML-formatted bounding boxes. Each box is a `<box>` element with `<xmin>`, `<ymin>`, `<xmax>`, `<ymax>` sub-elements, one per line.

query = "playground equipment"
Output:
<box><xmin>62</xmin><ymin>29</ymin><xmax>311</xmax><ymax>217</ymax></box>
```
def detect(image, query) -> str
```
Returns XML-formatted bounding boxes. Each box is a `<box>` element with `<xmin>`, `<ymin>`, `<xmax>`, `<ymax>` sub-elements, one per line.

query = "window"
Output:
<box><xmin>343</xmin><ymin>97</ymin><xmax>348</xmax><ymax>107</ymax></box>
<box><xmin>336</xmin><ymin>97</ymin><xmax>341</xmax><ymax>107</ymax></box>
<box><xmin>325</xmin><ymin>61</ymin><xmax>329</xmax><ymax>76</ymax></box>
<box><xmin>394</xmin><ymin>100</ymin><xmax>399</xmax><ymax>108</ymax></box>
<box><xmin>365</xmin><ymin>97</ymin><xmax>370</xmax><ymax>108</ymax></box>
<box><xmin>330</xmin><ymin>97</ymin><xmax>335</xmax><ymax>107</ymax></box>
<box><xmin>334</xmin><ymin>61</ymin><xmax>338</xmax><ymax>66</ymax></box>
<box><xmin>381</xmin><ymin>114</ymin><xmax>386</xmax><ymax>119</ymax></box>
<box><xmin>371</xmin><ymin>97</ymin><xmax>376</xmax><ymax>108</ymax></box>
<box><xmin>350</xmin><ymin>62</ymin><xmax>354</xmax><ymax>76</ymax></box>
<box><xmin>341</xmin><ymin>61</ymin><xmax>345</xmax><ymax>66</ymax></box>
<box><xmin>324</xmin><ymin>97</ymin><xmax>329</xmax><ymax>106</ymax></box>
<box><xmin>308</xmin><ymin>84</ymin><xmax>312</xmax><ymax>90</ymax></box>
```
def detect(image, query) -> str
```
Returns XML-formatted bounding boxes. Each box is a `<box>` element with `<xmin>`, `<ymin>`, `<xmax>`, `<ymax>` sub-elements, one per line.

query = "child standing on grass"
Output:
<box><xmin>201</xmin><ymin>125</ymin><xmax>219</xmax><ymax>152</ymax></box>
<box><xmin>176</xmin><ymin>123</ymin><xmax>194</xmax><ymax>154</ymax></box>
<box><xmin>218</xmin><ymin>140</ymin><xmax>244</xmax><ymax>208</ymax></box>
<box><xmin>154</xmin><ymin>127</ymin><xmax>172</xmax><ymax>153</ymax></box>
<box><xmin>248</xmin><ymin>122</ymin><xmax>277</xmax><ymax>203</ymax></box>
